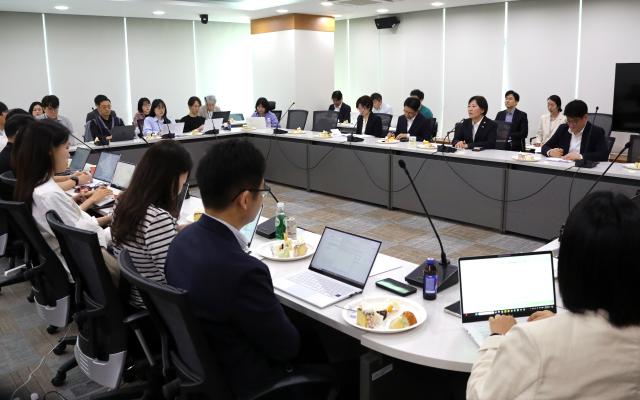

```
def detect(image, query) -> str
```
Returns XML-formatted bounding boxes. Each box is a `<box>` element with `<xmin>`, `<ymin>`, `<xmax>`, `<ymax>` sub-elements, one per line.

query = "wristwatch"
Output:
<box><xmin>70</xmin><ymin>176</ymin><xmax>79</xmax><ymax>185</ymax></box>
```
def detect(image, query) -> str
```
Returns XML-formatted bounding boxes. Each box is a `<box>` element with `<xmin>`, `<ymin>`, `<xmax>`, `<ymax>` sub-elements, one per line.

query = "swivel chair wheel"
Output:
<box><xmin>51</xmin><ymin>371</ymin><xmax>66</xmax><ymax>387</ymax></box>
<box><xmin>53</xmin><ymin>342</ymin><xmax>67</xmax><ymax>355</ymax></box>
<box><xmin>46</xmin><ymin>325</ymin><xmax>59</xmax><ymax>334</ymax></box>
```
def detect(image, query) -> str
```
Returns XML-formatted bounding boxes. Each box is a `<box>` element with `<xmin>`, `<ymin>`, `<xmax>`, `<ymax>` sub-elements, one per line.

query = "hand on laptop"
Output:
<box><xmin>88</xmin><ymin>186</ymin><xmax>113</xmax><ymax>203</ymax></box>
<box><xmin>73</xmin><ymin>171</ymin><xmax>93</xmax><ymax>185</ymax></box>
<box><xmin>489</xmin><ymin>314</ymin><xmax>517</xmax><ymax>335</ymax></box>
<box><xmin>527</xmin><ymin>310</ymin><xmax>555</xmax><ymax>322</ymax></box>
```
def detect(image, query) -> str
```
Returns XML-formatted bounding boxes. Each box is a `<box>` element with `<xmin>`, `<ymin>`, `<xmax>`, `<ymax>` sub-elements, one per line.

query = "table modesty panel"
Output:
<box><xmin>248</xmin><ymin>136</ymin><xmax>309</xmax><ymax>189</ymax></box>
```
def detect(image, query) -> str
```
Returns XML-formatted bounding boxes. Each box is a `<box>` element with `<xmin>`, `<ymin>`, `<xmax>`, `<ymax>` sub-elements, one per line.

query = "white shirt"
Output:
<box><xmin>472</xmin><ymin>117</ymin><xmax>483</xmax><ymax>141</ymax></box>
<box><xmin>373</xmin><ymin>103</ymin><xmax>393</xmax><ymax>115</ymax></box>
<box><xmin>568</xmin><ymin>126</ymin><xmax>585</xmax><ymax>155</ymax></box>
<box><xmin>535</xmin><ymin>113</ymin><xmax>566</xmax><ymax>144</ymax></box>
<box><xmin>0</xmin><ymin>130</ymin><xmax>6</xmax><ymax>152</ymax></box>
<box><xmin>32</xmin><ymin>178</ymin><xmax>111</xmax><ymax>275</ymax></box>
<box><xmin>406</xmin><ymin>115</ymin><xmax>415</xmax><ymax>133</ymax></box>
<box><xmin>467</xmin><ymin>311</ymin><xmax>640</xmax><ymax>400</ymax></box>
<box><xmin>361</xmin><ymin>117</ymin><xmax>368</xmax><ymax>135</ymax></box>
<box><xmin>203</xmin><ymin>213</ymin><xmax>247</xmax><ymax>249</ymax></box>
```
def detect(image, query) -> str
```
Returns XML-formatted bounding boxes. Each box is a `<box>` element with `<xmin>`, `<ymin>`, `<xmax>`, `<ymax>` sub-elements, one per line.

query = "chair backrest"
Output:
<box><xmin>267</xmin><ymin>101</ymin><xmax>276</xmax><ymax>111</ymax></box>
<box><xmin>607</xmin><ymin>136</ymin><xmax>616</xmax><ymax>156</ymax></box>
<box><xmin>589</xmin><ymin>113</ymin><xmax>613</xmax><ymax>138</ymax></box>
<box><xmin>495</xmin><ymin>121</ymin><xmax>512</xmax><ymax>150</ymax></box>
<box><xmin>628</xmin><ymin>135</ymin><xmax>640</xmax><ymax>163</ymax></box>
<box><xmin>0</xmin><ymin>170</ymin><xmax>16</xmax><ymax>201</ymax></box>
<box><xmin>136</xmin><ymin>118</ymin><xmax>144</xmax><ymax>134</ymax></box>
<box><xmin>312</xmin><ymin>111</ymin><xmax>339</xmax><ymax>132</ymax></box>
<box><xmin>0</xmin><ymin>200</ymin><xmax>71</xmax><ymax>325</ymax></box>
<box><xmin>286</xmin><ymin>110</ymin><xmax>309</xmax><ymax>130</ymax></box>
<box><xmin>424</xmin><ymin>117</ymin><xmax>438</xmax><ymax>141</ymax></box>
<box><xmin>118</xmin><ymin>249</ymin><xmax>232</xmax><ymax>399</ymax></box>
<box><xmin>272</xmin><ymin>110</ymin><xmax>282</xmax><ymax>121</ymax></box>
<box><xmin>46</xmin><ymin>211</ymin><xmax>127</xmax><ymax>359</ymax></box>
<box><xmin>377</xmin><ymin>113</ymin><xmax>393</xmax><ymax>136</ymax></box>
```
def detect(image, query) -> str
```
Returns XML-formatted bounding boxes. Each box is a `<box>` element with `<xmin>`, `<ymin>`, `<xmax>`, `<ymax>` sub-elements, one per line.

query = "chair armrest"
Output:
<box><xmin>246</xmin><ymin>364</ymin><xmax>338</xmax><ymax>400</ymax></box>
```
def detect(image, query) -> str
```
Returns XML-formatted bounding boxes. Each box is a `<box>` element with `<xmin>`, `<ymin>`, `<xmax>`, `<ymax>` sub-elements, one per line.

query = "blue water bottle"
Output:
<box><xmin>423</xmin><ymin>258</ymin><xmax>438</xmax><ymax>300</ymax></box>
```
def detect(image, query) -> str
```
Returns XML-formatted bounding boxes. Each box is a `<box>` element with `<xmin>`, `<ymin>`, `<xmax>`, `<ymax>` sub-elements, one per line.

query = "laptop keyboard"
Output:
<box><xmin>289</xmin><ymin>271</ymin><xmax>354</xmax><ymax>298</ymax></box>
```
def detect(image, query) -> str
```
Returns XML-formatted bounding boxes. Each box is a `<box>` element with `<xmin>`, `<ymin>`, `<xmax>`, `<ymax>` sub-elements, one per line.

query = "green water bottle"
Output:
<box><xmin>275</xmin><ymin>202</ymin><xmax>287</xmax><ymax>240</ymax></box>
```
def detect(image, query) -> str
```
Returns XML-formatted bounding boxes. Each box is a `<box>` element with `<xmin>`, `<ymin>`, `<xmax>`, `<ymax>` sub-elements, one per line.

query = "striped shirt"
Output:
<box><xmin>113</xmin><ymin>205</ymin><xmax>177</xmax><ymax>308</ymax></box>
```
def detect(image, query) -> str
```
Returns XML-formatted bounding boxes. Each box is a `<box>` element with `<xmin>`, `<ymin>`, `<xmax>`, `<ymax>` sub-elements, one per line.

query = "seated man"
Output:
<box><xmin>394</xmin><ymin>97</ymin><xmax>432</xmax><ymax>142</ymax></box>
<box><xmin>541</xmin><ymin>99</ymin><xmax>608</xmax><ymax>162</ymax></box>
<box><xmin>371</xmin><ymin>92</ymin><xmax>393</xmax><ymax>115</ymax></box>
<box><xmin>329</xmin><ymin>90</ymin><xmax>351</xmax><ymax>123</ymax></box>
<box><xmin>198</xmin><ymin>95</ymin><xmax>221</xmax><ymax>119</ymax></box>
<box><xmin>39</xmin><ymin>95</ymin><xmax>74</xmax><ymax>133</ymax></box>
<box><xmin>87</xmin><ymin>95</ymin><xmax>124</xmax><ymax>142</ymax></box>
<box><xmin>165</xmin><ymin>139</ymin><xmax>300</xmax><ymax>398</ymax></box>
<box><xmin>410</xmin><ymin>89</ymin><xmax>433</xmax><ymax>120</ymax></box>
<box><xmin>495</xmin><ymin>90</ymin><xmax>528</xmax><ymax>152</ymax></box>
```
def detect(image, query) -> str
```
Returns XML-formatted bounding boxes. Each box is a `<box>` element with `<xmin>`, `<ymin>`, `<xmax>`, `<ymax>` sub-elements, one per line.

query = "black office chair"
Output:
<box><xmin>0</xmin><ymin>171</ymin><xmax>30</xmax><ymax>296</ymax></box>
<box><xmin>118</xmin><ymin>249</ymin><xmax>339</xmax><ymax>400</ymax></box>
<box><xmin>286</xmin><ymin>110</ymin><xmax>309</xmax><ymax>130</ymax></box>
<box><xmin>46</xmin><ymin>211</ymin><xmax>156</xmax><ymax>396</ymax></box>
<box><xmin>136</xmin><ymin>118</ymin><xmax>144</xmax><ymax>135</ymax></box>
<box><xmin>424</xmin><ymin>117</ymin><xmax>438</xmax><ymax>141</ymax></box>
<box><xmin>312</xmin><ymin>111</ymin><xmax>339</xmax><ymax>132</ymax></box>
<box><xmin>273</xmin><ymin>110</ymin><xmax>283</xmax><ymax>121</ymax></box>
<box><xmin>495</xmin><ymin>121</ymin><xmax>512</xmax><ymax>151</ymax></box>
<box><xmin>377</xmin><ymin>113</ymin><xmax>393</xmax><ymax>137</ymax></box>
<box><xmin>589</xmin><ymin>113</ymin><xmax>613</xmax><ymax>138</ymax></box>
<box><xmin>607</xmin><ymin>136</ymin><xmax>616</xmax><ymax>157</ymax></box>
<box><xmin>268</xmin><ymin>101</ymin><xmax>276</xmax><ymax>112</ymax></box>
<box><xmin>627</xmin><ymin>135</ymin><xmax>640</xmax><ymax>163</ymax></box>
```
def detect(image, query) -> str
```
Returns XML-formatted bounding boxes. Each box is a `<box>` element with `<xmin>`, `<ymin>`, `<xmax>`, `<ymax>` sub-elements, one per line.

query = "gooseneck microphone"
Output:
<box><xmin>256</xmin><ymin>186</ymin><xmax>281</xmax><ymax>239</ymax></box>
<box><xmin>574</xmin><ymin>106</ymin><xmax>599</xmax><ymax>168</ymax></box>
<box><xmin>437</xmin><ymin>119</ymin><xmax>463</xmax><ymax>153</ymax></box>
<box><xmin>137</xmin><ymin>132</ymin><xmax>150</xmax><ymax>146</ymax></box>
<box><xmin>69</xmin><ymin>132</ymin><xmax>95</xmax><ymax>151</ymax></box>
<box><xmin>273</xmin><ymin>102</ymin><xmax>295</xmax><ymax>135</ymax></box>
<box><xmin>583</xmin><ymin>140</ymin><xmax>631</xmax><ymax>198</ymax></box>
<box><xmin>398</xmin><ymin>159</ymin><xmax>459</xmax><ymax>291</ymax></box>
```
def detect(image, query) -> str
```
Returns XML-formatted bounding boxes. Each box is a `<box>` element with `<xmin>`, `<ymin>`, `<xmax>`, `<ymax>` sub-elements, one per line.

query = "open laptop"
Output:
<box><xmin>93</xmin><ymin>161</ymin><xmax>135</xmax><ymax>207</ymax></box>
<box><xmin>458</xmin><ymin>251</ymin><xmax>557</xmax><ymax>346</ymax></box>
<box><xmin>240</xmin><ymin>205</ymin><xmax>263</xmax><ymax>249</ymax></box>
<box><xmin>92</xmin><ymin>152</ymin><xmax>121</xmax><ymax>186</ymax></box>
<box><xmin>273</xmin><ymin>227</ymin><xmax>381</xmax><ymax>308</ymax></box>
<box><xmin>66</xmin><ymin>147</ymin><xmax>91</xmax><ymax>174</ymax></box>
<box><xmin>246</xmin><ymin>116</ymin><xmax>267</xmax><ymax>129</ymax></box>
<box><xmin>211</xmin><ymin>111</ymin><xmax>230</xmax><ymax>123</ymax></box>
<box><xmin>110</xmin><ymin>125</ymin><xmax>136</xmax><ymax>142</ymax></box>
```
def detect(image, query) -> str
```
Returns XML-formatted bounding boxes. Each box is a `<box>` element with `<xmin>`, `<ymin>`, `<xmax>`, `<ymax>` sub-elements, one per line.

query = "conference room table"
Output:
<box><xmin>176</xmin><ymin>196</ymin><xmax>563</xmax><ymax>399</ymax></box>
<box><xmin>78</xmin><ymin>127</ymin><xmax>640</xmax><ymax>241</ymax></box>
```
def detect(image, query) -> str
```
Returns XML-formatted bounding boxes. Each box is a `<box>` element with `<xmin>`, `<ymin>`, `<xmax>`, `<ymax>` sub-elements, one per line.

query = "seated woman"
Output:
<box><xmin>13</xmin><ymin>120</ymin><xmax>114</xmax><ymax>278</ymax></box>
<box><xmin>179</xmin><ymin>96</ymin><xmax>205</xmax><ymax>133</ymax></box>
<box><xmin>451</xmin><ymin>95</ymin><xmax>497</xmax><ymax>150</ymax></box>
<box><xmin>355</xmin><ymin>95</ymin><xmax>383</xmax><ymax>138</ymax></box>
<box><xmin>28</xmin><ymin>101</ymin><xmax>43</xmax><ymax>118</ymax></box>
<box><xmin>143</xmin><ymin>99</ymin><xmax>171</xmax><ymax>135</ymax></box>
<box><xmin>467</xmin><ymin>191</ymin><xmax>640</xmax><ymax>399</ymax></box>
<box><xmin>251</xmin><ymin>97</ymin><xmax>279</xmax><ymax>128</ymax></box>
<box><xmin>534</xmin><ymin>95</ymin><xmax>566</xmax><ymax>146</ymax></box>
<box><xmin>111</xmin><ymin>140</ymin><xmax>192</xmax><ymax>308</ymax></box>
<box><xmin>133</xmin><ymin>97</ymin><xmax>150</xmax><ymax>127</ymax></box>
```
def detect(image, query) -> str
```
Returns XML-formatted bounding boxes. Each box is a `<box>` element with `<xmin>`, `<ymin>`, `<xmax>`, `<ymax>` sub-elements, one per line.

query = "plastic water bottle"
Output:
<box><xmin>423</xmin><ymin>258</ymin><xmax>438</xmax><ymax>300</ymax></box>
<box><xmin>275</xmin><ymin>202</ymin><xmax>287</xmax><ymax>240</ymax></box>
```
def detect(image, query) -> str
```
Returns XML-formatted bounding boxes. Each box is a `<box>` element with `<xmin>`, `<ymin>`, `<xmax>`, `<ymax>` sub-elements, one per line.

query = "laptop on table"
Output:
<box><xmin>92</xmin><ymin>152</ymin><xmax>121</xmax><ymax>186</ymax></box>
<box><xmin>94</xmin><ymin>161</ymin><xmax>135</xmax><ymax>207</ymax></box>
<box><xmin>458</xmin><ymin>251</ymin><xmax>557</xmax><ymax>346</ymax></box>
<box><xmin>274</xmin><ymin>227</ymin><xmax>382</xmax><ymax>308</ymax></box>
<box><xmin>110</xmin><ymin>125</ymin><xmax>136</xmax><ymax>142</ymax></box>
<box><xmin>66</xmin><ymin>147</ymin><xmax>91</xmax><ymax>174</ymax></box>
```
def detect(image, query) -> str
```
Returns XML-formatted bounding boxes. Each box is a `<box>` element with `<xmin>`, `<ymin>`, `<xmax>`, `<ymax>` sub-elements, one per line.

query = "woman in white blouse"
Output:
<box><xmin>143</xmin><ymin>98</ymin><xmax>171</xmax><ymax>135</ymax></box>
<box><xmin>534</xmin><ymin>95</ymin><xmax>566</xmax><ymax>146</ymax></box>
<box><xmin>467</xmin><ymin>191</ymin><xmax>640</xmax><ymax>400</ymax></box>
<box><xmin>13</xmin><ymin>120</ymin><xmax>113</xmax><ymax>276</ymax></box>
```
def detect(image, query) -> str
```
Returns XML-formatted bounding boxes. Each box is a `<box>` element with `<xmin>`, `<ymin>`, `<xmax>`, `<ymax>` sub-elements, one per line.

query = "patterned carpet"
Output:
<box><xmin>0</xmin><ymin>182</ymin><xmax>544</xmax><ymax>399</ymax></box>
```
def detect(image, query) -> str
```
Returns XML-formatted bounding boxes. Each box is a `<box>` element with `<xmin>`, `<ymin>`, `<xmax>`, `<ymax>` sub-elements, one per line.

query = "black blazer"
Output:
<box><xmin>165</xmin><ymin>216</ymin><xmax>300</xmax><ymax>397</ymax></box>
<box><xmin>396</xmin><ymin>112</ymin><xmax>433</xmax><ymax>141</ymax></box>
<box><xmin>495</xmin><ymin>108</ymin><xmax>529</xmax><ymax>151</ymax></box>
<box><xmin>451</xmin><ymin>117</ymin><xmax>498</xmax><ymax>149</ymax></box>
<box><xmin>329</xmin><ymin>102</ymin><xmax>351</xmax><ymax>123</ymax></box>
<box><xmin>356</xmin><ymin>114</ymin><xmax>383</xmax><ymax>137</ymax></box>
<box><xmin>541</xmin><ymin>122</ymin><xmax>608</xmax><ymax>161</ymax></box>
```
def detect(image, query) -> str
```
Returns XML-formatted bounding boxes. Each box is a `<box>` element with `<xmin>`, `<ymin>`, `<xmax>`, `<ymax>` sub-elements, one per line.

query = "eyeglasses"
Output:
<box><xmin>233</xmin><ymin>183</ymin><xmax>272</xmax><ymax>200</ymax></box>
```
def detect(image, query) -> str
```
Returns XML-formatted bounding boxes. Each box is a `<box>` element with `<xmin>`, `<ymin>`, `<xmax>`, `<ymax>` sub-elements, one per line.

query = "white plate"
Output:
<box><xmin>185</xmin><ymin>212</ymin><xmax>204</xmax><ymax>223</ymax></box>
<box><xmin>241</xmin><ymin>127</ymin><xmax>257</xmax><ymax>132</ymax></box>
<box><xmin>377</xmin><ymin>139</ymin><xmax>400</xmax><ymax>144</ymax></box>
<box><xmin>417</xmin><ymin>144</ymin><xmax>438</xmax><ymax>151</ymax></box>
<box><xmin>256</xmin><ymin>240</ymin><xmax>316</xmax><ymax>261</ymax></box>
<box><xmin>511</xmin><ymin>155</ymin><xmax>541</xmax><ymax>162</ymax></box>
<box><xmin>622</xmin><ymin>163</ymin><xmax>640</xmax><ymax>170</ymax></box>
<box><xmin>342</xmin><ymin>296</ymin><xmax>427</xmax><ymax>333</ymax></box>
<box><xmin>313</xmin><ymin>134</ymin><xmax>333</xmax><ymax>140</ymax></box>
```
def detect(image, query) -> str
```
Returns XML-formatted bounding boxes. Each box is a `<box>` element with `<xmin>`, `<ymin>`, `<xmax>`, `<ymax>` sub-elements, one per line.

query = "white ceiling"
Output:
<box><xmin>0</xmin><ymin>0</ymin><xmax>515</xmax><ymax>23</ymax></box>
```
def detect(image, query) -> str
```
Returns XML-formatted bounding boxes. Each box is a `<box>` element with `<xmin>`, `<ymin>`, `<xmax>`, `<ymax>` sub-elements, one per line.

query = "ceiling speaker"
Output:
<box><xmin>375</xmin><ymin>16</ymin><xmax>400</xmax><ymax>29</ymax></box>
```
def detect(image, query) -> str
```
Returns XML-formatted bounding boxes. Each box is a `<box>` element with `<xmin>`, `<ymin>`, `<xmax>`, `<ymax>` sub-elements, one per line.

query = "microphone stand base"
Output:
<box><xmin>437</xmin><ymin>145</ymin><xmax>457</xmax><ymax>153</ymax></box>
<box><xmin>404</xmin><ymin>261</ymin><xmax>459</xmax><ymax>292</ymax></box>
<box><xmin>574</xmin><ymin>159</ymin><xmax>598</xmax><ymax>168</ymax></box>
<box><xmin>347</xmin><ymin>135</ymin><xmax>364</xmax><ymax>142</ymax></box>
<box><xmin>273</xmin><ymin>128</ymin><xmax>288</xmax><ymax>135</ymax></box>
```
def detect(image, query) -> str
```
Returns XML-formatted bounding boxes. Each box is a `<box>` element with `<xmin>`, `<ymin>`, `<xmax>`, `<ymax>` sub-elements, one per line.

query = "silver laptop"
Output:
<box><xmin>67</xmin><ymin>147</ymin><xmax>91</xmax><ymax>173</ymax></box>
<box><xmin>240</xmin><ymin>205</ymin><xmax>262</xmax><ymax>249</ymax></box>
<box><xmin>94</xmin><ymin>161</ymin><xmax>135</xmax><ymax>207</ymax></box>
<box><xmin>274</xmin><ymin>227</ymin><xmax>381</xmax><ymax>308</ymax></box>
<box><xmin>93</xmin><ymin>152</ymin><xmax>121</xmax><ymax>186</ymax></box>
<box><xmin>459</xmin><ymin>251</ymin><xmax>557</xmax><ymax>346</ymax></box>
<box><xmin>246</xmin><ymin>116</ymin><xmax>267</xmax><ymax>129</ymax></box>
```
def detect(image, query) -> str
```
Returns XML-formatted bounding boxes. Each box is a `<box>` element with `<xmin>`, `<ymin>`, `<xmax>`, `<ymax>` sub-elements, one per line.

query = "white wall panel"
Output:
<box><xmin>507</xmin><ymin>0</ymin><xmax>579</xmax><ymax>136</ymax></box>
<box><xmin>344</xmin><ymin>17</ymin><xmax>380</xmax><ymax>108</ymax></box>
<box><xmin>334</xmin><ymin>20</ymin><xmax>348</xmax><ymax>100</ymax></box>
<box><xmin>127</xmin><ymin>18</ymin><xmax>196</xmax><ymax>123</ymax></box>
<box><xmin>0</xmin><ymin>12</ymin><xmax>48</xmax><ymax>112</ymax></box>
<box><xmin>46</xmin><ymin>14</ymin><xmax>127</xmax><ymax>132</ymax></box>
<box><xmin>443</xmin><ymin>3</ymin><xmax>504</xmax><ymax>134</ymax></box>
<box><xmin>294</xmin><ymin>30</ymin><xmax>335</xmax><ymax>116</ymax></box>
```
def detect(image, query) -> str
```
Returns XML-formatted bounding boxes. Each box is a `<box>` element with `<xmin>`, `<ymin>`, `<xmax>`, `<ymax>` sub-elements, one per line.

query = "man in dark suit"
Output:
<box><xmin>452</xmin><ymin>95</ymin><xmax>498</xmax><ymax>149</ymax></box>
<box><xmin>329</xmin><ymin>90</ymin><xmax>351</xmax><ymax>123</ymax></box>
<box><xmin>542</xmin><ymin>99</ymin><xmax>608</xmax><ymax>162</ymax></box>
<box><xmin>355</xmin><ymin>95</ymin><xmax>383</xmax><ymax>137</ymax></box>
<box><xmin>495</xmin><ymin>90</ymin><xmax>528</xmax><ymax>151</ymax></box>
<box><xmin>395</xmin><ymin>97</ymin><xmax>434</xmax><ymax>141</ymax></box>
<box><xmin>165</xmin><ymin>139</ymin><xmax>300</xmax><ymax>398</ymax></box>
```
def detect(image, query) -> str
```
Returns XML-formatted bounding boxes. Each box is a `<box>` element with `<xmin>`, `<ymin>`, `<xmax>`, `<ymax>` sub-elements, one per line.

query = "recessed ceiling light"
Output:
<box><xmin>152</xmin><ymin>10</ymin><xmax>166</xmax><ymax>15</ymax></box>
<box><xmin>376</xmin><ymin>8</ymin><xmax>389</xmax><ymax>13</ymax></box>
<box><xmin>321</xmin><ymin>1</ymin><xmax>333</xmax><ymax>6</ymax></box>
<box><xmin>276</xmin><ymin>9</ymin><xmax>288</xmax><ymax>13</ymax></box>
<box><xmin>333</xmin><ymin>14</ymin><xmax>342</xmax><ymax>18</ymax></box>
<box><xmin>54</xmin><ymin>5</ymin><xmax>69</xmax><ymax>10</ymax></box>
<box><xmin>431</xmin><ymin>2</ymin><xmax>445</xmax><ymax>6</ymax></box>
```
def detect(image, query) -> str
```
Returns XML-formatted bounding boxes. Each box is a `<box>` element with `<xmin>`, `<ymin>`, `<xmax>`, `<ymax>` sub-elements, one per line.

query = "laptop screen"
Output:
<box><xmin>94</xmin><ymin>152</ymin><xmax>121</xmax><ymax>183</ymax></box>
<box><xmin>69</xmin><ymin>147</ymin><xmax>91</xmax><ymax>171</ymax></box>
<box><xmin>309</xmin><ymin>227</ymin><xmax>381</xmax><ymax>288</ymax></box>
<box><xmin>240</xmin><ymin>205</ymin><xmax>262</xmax><ymax>247</ymax></box>
<box><xmin>459</xmin><ymin>252</ymin><xmax>556</xmax><ymax>323</ymax></box>
<box><xmin>111</xmin><ymin>162</ymin><xmax>135</xmax><ymax>189</ymax></box>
